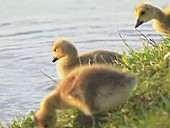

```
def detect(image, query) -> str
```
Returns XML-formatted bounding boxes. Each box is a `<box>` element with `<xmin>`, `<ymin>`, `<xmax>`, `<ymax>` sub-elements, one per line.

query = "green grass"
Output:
<box><xmin>0</xmin><ymin>37</ymin><xmax>170</xmax><ymax>128</ymax></box>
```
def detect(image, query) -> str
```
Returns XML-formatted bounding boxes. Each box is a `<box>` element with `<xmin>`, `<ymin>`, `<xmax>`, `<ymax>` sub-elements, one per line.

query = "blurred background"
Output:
<box><xmin>0</xmin><ymin>0</ymin><xmax>168</xmax><ymax>123</ymax></box>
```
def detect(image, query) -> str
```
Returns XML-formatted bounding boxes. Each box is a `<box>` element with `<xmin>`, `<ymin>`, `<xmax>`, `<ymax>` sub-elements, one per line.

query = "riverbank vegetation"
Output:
<box><xmin>0</xmin><ymin>36</ymin><xmax>170</xmax><ymax>128</ymax></box>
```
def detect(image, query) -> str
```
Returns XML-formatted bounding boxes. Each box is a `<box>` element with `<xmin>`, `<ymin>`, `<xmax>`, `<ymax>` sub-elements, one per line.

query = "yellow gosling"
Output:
<box><xmin>52</xmin><ymin>38</ymin><xmax>122</xmax><ymax>79</ymax></box>
<box><xmin>134</xmin><ymin>2</ymin><xmax>170</xmax><ymax>36</ymax></box>
<box><xmin>34</xmin><ymin>65</ymin><xmax>137</xmax><ymax>128</ymax></box>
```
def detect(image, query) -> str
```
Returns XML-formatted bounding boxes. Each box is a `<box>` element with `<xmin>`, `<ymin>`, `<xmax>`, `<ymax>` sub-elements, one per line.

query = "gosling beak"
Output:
<box><xmin>135</xmin><ymin>19</ymin><xmax>143</xmax><ymax>28</ymax></box>
<box><xmin>52</xmin><ymin>57</ymin><xmax>59</xmax><ymax>62</ymax></box>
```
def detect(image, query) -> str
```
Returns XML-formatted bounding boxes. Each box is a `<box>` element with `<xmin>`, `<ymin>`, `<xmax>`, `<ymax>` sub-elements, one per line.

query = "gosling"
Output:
<box><xmin>52</xmin><ymin>38</ymin><xmax>122</xmax><ymax>79</ymax></box>
<box><xmin>34</xmin><ymin>65</ymin><xmax>137</xmax><ymax>128</ymax></box>
<box><xmin>134</xmin><ymin>2</ymin><xmax>170</xmax><ymax>36</ymax></box>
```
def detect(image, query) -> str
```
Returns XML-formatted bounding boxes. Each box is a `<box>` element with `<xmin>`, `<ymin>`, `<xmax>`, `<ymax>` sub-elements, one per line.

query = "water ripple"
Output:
<box><xmin>0</xmin><ymin>30</ymin><xmax>44</xmax><ymax>37</ymax></box>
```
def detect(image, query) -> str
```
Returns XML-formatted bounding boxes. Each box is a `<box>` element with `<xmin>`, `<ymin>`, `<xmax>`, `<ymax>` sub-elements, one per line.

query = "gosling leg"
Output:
<box><xmin>91</xmin><ymin>114</ymin><xmax>99</xmax><ymax>128</ymax></box>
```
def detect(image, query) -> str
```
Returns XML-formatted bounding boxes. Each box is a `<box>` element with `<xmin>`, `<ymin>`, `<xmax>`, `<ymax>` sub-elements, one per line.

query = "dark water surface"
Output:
<box><xmin>0</xmin><ymin>0</ymin><xmax>168</xmax><ymax>123</ymax></box>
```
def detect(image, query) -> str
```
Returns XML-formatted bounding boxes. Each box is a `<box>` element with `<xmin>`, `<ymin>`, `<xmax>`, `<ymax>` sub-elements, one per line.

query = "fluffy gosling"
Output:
<box><xmin>52</xmin><ymin>38</ymin><xmax>122</xmax><ymax>79</ymax></box>
<box><xmin>34</xmin><ymin>65</ymin><xmax>137</xmax><ymax>128</ymax></box>
<box><xmin>134</xmin><ymin>2</ymin><xmax>170</xmax><ymax>36</ymax></box>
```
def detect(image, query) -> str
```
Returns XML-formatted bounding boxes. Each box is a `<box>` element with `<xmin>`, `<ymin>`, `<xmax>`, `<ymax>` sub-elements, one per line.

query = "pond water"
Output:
<box><xmin>0</xmin><ymin>0</ymin><xmax>168</xmax><ymax>123</ymax></box>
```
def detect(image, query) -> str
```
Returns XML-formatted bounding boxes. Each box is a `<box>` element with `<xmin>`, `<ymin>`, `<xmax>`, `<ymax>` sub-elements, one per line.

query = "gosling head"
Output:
<box><xmin>52</xmin><ymin>38</ymin><xmax>78</xmax><ymax>62</ymax></box>
<box><xmin>134</xmin><ymin>2</ymin><xmax>157</xmax><ymax>28</ymax></box>
<box><xmin>34</xmin><ymin>109</ymin><xmax>57</xmax><ymax>128</ymax></box>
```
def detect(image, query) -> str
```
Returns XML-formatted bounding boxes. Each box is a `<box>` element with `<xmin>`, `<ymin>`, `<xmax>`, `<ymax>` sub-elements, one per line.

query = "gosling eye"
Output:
<box><xmin>140</xmin><ymin>11</ymin><xmax>145</xmax><ymax>15</ymax></box>
<box><xmin>44</xmin><ymin>124</ymin><xmax>48</xmax><ymax>128</ymax></box>
<box><xmin>53</xmin><ymin>49</ymin><xmax>56</xmax><ymax>52</ymax></box>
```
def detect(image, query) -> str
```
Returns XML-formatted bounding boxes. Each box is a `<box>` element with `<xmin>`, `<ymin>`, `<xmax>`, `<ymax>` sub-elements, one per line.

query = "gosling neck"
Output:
<box><xmin>64</xmin><ymin>54</ymin><xmax>77</xmax><ymax>61</ymax></box>
<box><xmin>46</xmin><ymin>90</ymin><xmax>71</xmax><ymax>110</ymax></box>
<box><xmin>153</xmin><ymin>5</ymin><xmax>166</xmax><ymax>21</ymax></box>
<box><xmin>60</xmin><ymin>54</ymin><xmax>79</xmax><ymax>67</ymax></box>
<box><xmin>43</xmin><ymin>92</ymin><xmax>57</xmax><ymax>107</ymax></box>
